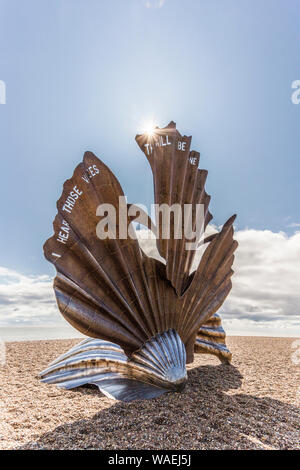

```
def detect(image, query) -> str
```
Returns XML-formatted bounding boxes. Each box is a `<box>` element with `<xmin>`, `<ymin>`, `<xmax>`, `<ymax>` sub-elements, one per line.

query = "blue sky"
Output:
<box><xmin>0</xmin><ymin>0</ymin><xmax>299</xmax><ymax>336</ymax></box>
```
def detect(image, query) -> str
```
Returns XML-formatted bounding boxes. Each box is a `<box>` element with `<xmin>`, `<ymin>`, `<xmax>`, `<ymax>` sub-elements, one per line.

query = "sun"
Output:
<box><xmin>140</xmin><ymin>119</ymin><xmax>157</xmax><ymax>137</ymax></box>
<box><xmin>144</xmin><ymin>122</ymin><xmax>156</xmax><ymax>136</ymax></box>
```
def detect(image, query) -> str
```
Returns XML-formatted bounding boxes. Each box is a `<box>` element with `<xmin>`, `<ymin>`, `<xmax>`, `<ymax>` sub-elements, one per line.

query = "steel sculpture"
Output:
<box><xmin>40</xmin><ymin>122</ymin><xmax>238</xmax><ymax>402</ymax></box>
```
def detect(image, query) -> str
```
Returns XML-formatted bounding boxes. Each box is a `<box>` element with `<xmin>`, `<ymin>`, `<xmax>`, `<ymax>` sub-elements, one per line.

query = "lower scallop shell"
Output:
<box><xmin>131</xmin><ymin>329</ymin><xmax>187</xmax><ymax>389</ymax></box>
<box><xmin>39</xmin><ymin>329</ymin><xmax>187</xmax><ymax>402</ymax></box>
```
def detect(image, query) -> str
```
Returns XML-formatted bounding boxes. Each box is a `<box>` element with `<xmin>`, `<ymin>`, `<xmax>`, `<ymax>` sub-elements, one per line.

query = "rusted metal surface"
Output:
<box><xmin>136</xmin><ymin>122</ymin><xmax>212</xmax><ymax>296</ymax></box>
<box><xmin>41</xmin><ymin>122</ymin><xmax>237</xmax><ymax>401</ymax></box>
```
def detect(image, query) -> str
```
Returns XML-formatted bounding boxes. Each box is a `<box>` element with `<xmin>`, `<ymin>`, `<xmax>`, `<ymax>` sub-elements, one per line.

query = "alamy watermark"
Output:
<box><xmin>0</xmin><ymin>340</ymin><xmax>6</xmax><ymax>366</ymax></box>
<box><xmin>291</xmin><ymin>339</ymin><xmax>300</xmax><ymax>405</ymax></box>
<box><xmin>0</xmin><ymin>80</ymin><xmax>6</xmax><ymax>104</ymax></box>
<box><xmin>291</xmin><ymin>80</ymin><xmax>300</xmax><ymax>104</ymax></box>
<box><xmin>95</xmin><ymin>196</ymin><xmax>205</xmax><ymax>250</ymax></box>
<box><xmin>291</xmin><ymin>339</ymin><xmax>300</xmax><ymax>365</ymax></box>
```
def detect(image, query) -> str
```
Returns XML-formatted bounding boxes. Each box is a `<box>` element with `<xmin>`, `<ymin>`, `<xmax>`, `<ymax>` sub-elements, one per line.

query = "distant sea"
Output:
<box><xmin>0</xmin><ymin>326</ymin><xmax>298</xmax><ymax>342</ymax></box>
<box><xmin>0</xmin><ymin>326</ymin><xmax>86</xmax><ymax>342</ymax></box>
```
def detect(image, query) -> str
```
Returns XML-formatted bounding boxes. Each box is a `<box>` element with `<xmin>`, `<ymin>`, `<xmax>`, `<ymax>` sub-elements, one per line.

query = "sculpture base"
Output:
<box><xmin>39</xmin><ymin>329</ymin><xmax>187</xmax><ymax>402</ymax></box>
<box><xmin>39</xmin><ymin>316</ymin><xmax>232</xmax><ymax>402</ymax></box>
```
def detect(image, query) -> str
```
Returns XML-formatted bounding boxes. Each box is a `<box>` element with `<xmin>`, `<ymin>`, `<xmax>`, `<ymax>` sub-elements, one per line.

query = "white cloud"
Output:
<box><xmin>139</xmin><ymin>228</ymin><xmax>300</xmax><ymax>337</ymax></box>
<box><xmin>220</xmin><ymin>229</ymin><xmax>300</xmax><ymax>336</ymax></box>
<box><xmin>0</xmin><ymin>267</ymin><xmax>59</xmax><ymax>327</ymax></box>
<box><xmin>0</xmin><ymin>228</ymin><xmax>299</xmax><ymax>337</ymax></box>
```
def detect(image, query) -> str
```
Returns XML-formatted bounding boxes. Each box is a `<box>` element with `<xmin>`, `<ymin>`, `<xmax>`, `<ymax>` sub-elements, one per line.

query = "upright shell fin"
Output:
<box><xmin>136</xmin><ymin>122</ymin><xmax>212</xmax><ymax>295</ymax></box>
<box><xmin>44</xmin><ymin>152</ymin><xmax>171</xmax><ymax>355</ymax></box>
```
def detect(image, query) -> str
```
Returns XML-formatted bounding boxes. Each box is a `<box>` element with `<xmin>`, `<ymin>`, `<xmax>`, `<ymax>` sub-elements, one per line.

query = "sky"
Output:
<box><xmin>0</xmin><ymin>0</ymin><xmax>299</xmax><ymax>337</ymax></box>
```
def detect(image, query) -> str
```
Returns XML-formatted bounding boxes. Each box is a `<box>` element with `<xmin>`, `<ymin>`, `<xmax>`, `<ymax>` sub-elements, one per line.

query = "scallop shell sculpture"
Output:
<box><xmin>40</xmin><ymin>121</ymin><xmax>237</xmax><ymax>402</ymax></box>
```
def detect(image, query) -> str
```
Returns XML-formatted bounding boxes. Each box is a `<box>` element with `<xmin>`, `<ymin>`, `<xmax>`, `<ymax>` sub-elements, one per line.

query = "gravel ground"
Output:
<box><xmin>0</xmin><ymin>336</ymin><xmax>299</xmax><ymax>450</ymax></box>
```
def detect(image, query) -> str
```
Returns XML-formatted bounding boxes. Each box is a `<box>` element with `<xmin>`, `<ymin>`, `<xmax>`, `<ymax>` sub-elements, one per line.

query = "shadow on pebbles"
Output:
<box><xmin>1</xmin><ymin>336</ymin><xmax>299</xmax><ymax>450</ymax></box>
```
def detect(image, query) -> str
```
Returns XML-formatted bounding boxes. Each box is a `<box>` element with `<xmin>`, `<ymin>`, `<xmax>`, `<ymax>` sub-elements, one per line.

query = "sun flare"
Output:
<box><xmin>140</xmin><ymin>119</ymin><xmax>157</xmax><ymax>137</ymax></box>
